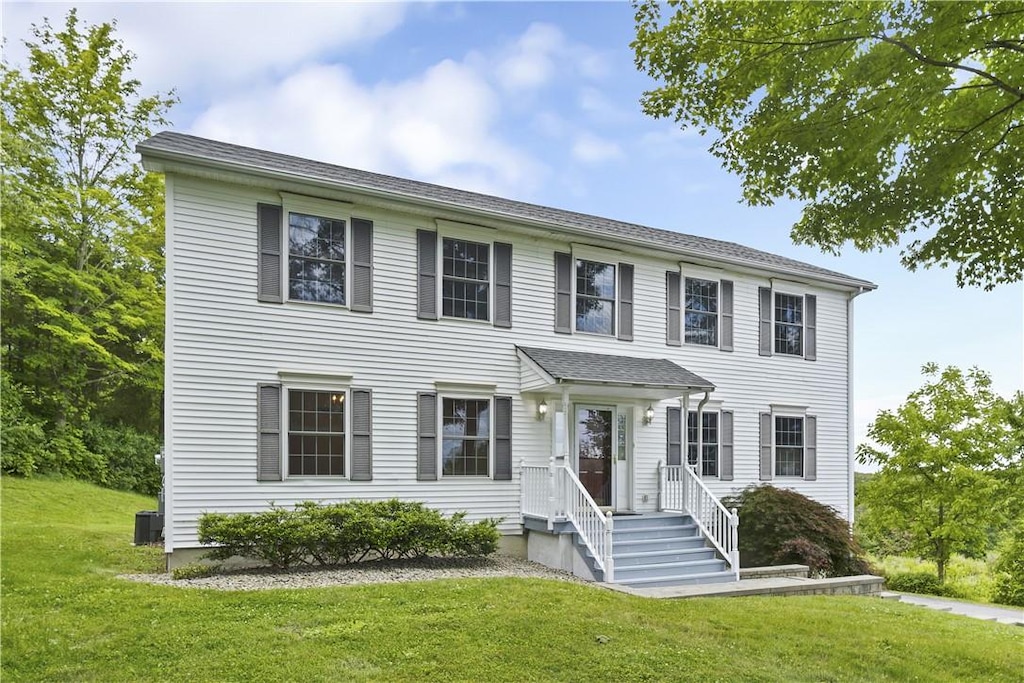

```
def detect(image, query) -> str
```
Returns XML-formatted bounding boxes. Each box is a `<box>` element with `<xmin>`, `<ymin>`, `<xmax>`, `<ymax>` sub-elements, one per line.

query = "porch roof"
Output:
<box><xmin>517</xmin><ymin>346</ymin><xmax>714</xmax><ymax>398</ymax></box>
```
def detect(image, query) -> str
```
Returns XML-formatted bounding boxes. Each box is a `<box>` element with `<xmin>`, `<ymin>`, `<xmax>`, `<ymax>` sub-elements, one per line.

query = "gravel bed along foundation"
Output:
<box><xmin>120</xmin><ymin>556</ymin><xmax>586</xmax><ymax>591</ymax></box>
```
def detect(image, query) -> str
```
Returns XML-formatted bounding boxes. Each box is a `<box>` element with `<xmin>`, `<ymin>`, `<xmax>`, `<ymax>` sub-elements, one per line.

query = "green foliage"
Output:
<box><xmin>6</xmin><ymin>477</ymin><xmax>1024</xmax><ymax>682</ymax></box>
<box><xmin>633</xmin><ymin>1</ymin><xmax>1024</xmax><ymax>290</ymax></box>
<box><xmin>0</xmin><ymin>372</ymin><xmax>48</xmax><ymax>475</ymax></box>
<box><xmin>857</xmin><ymin>364</ymin><xmax>1023</xmax><ymax>582</ymax></box>
<box><xmin>723</xmin><ymin>484</ymin><xmax>870</xmax><ymax>577</ymax></box>
<box><xmin>81</xmin><ymin>423</ymin><xmax>162</xmax><ymax>496</ymax></box>
<box><xmin>1</xmin><ymin>10</ymin><xmax>173</xmax><ymax>490</ymax></box>
<box><xmin>197</xmin><ymin>500</ymin><xmax>501</xmax><ymax>569</ymax></box>
<box><xmin>170</xmin><ymin>562</ymin><xmax>218</xmax><ymax>581</ymax></box>
<box><xmin>991</xmin><ymin>521</ymin><xmax>1024</xmax><ymax>606</ymax></box>
<box><xmin>884</xmin><ymin>571</ymin><xmax>949</xmax><ymax>596</ymax></box>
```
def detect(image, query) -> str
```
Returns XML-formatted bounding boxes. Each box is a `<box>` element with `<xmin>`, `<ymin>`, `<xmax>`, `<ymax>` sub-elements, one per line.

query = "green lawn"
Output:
<box><xmin>2</xmin><ymin>477</ymin><xmax>1022</xmax><ymax>682</ymax></box>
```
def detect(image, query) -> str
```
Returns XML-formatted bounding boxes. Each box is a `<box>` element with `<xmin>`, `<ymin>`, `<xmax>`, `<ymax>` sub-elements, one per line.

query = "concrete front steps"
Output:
<box><xmin>581</xmin><ymin>513</ymin><xmax>737</xmax><ymax>588</ymax></box>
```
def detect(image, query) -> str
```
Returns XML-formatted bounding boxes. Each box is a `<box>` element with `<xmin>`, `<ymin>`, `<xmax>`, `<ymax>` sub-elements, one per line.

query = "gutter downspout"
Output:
<box><xmin>847</xmin><ymin>288</ymin><xmax>862</xmax><ymax>527</ymax></box>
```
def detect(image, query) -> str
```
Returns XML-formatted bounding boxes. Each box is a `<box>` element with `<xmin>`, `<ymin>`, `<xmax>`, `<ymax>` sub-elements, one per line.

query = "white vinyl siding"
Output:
<box><xmin>162</xmin><ymin>173</ymin><xmax>855</xmax><ymax>552</ymax></box>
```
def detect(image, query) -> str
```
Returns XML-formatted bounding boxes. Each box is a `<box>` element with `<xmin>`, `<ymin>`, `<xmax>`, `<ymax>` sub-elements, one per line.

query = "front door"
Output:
<box><xmin>576</xmin><ymin>406</ymin><xmax>614</xmax><ymax>507</ymax></box>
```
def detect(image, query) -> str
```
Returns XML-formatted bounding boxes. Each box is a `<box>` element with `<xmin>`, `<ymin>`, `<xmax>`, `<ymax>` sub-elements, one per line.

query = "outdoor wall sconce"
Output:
<box><xmin>536</xmin><ymin>399</ymin><xmax>548</xmax><ymax>421</ymax></box>
<box><xmin>643</xmin><ymin>405</ymin><xmax>655</xmax><ymax>426</ymax></box>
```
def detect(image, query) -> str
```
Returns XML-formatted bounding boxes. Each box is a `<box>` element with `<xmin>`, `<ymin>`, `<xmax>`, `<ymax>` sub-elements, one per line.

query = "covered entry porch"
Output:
<box><xmin>515</xmin><ymin>346</ymin><xmax>740</xmax><ymax>586</ymax></box>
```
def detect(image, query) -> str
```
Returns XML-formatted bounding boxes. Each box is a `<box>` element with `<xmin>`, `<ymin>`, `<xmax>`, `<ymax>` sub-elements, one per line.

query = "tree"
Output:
<box><xmin>633</xmin><ymin>1</ymin><xmax>1024</xmax><ymax>290</ymax></box>
<box><xmin>1</xmin><ymin>10</ymin><xmax>175</xmax><ymax>483</ymax></box>
<box><xmin>857</xmin><ymin>364</ymin><xmax>1023</xmax><ymax>582</ymax></box>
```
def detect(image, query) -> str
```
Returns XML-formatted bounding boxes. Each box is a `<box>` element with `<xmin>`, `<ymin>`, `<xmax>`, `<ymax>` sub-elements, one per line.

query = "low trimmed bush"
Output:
<box><xmin>171</xmin><ymin>562</ymin><xmax>218</xmax><ymax>580</ymax></box>
<box><xmin>884</xmin><ymin>571</ymin><xmax>945</xmax><ymax>595</ymax></box>
<box><xmin>197</xmin><ymin>500</ymin><xmax>500</xmax><ymax>569</ymax></box>
<box><xmin>723</xmin><ymin>484</ymin><xmax>870</xmax><ymax>577</ymax></box>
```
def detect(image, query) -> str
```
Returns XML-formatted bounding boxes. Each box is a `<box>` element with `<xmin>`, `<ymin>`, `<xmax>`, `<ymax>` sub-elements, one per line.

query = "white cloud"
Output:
<box><xmin>191</xmin><ymin>59</ymin><xmax>544</xmax><ymax>196</ymax></box>
<box><xmin>1</xmin><ymin>2</ymin><xmax>407</xmax><ymax>94</ymax></box>
<box><xmin>494</xmin><ymin>22</ymin><xmax>607</xmax><ymax>92</ymax></box>
<box><xmin>571</xmin><ymin>132</ymin><xmax>622</xmax><ymax>164</ymax></box>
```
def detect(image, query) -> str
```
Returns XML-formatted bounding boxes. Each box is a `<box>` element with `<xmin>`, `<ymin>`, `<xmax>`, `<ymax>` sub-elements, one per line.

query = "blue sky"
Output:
<box><xmin>4</xmin><ymin>2</ymin><xmax>1021</xmax><ymax>457</ymax></box>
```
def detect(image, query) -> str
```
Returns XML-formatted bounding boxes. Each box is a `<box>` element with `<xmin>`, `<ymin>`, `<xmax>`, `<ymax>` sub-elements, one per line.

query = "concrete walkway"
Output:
<box><xmin>605</xmin><ymin>574</ymin><xmax>885</xmax><ymax>599</ymax></box>
<box><xmin>882</xmin><ymin>592</ymin><xmax>1024</xmax><ymax>626</ymax></box>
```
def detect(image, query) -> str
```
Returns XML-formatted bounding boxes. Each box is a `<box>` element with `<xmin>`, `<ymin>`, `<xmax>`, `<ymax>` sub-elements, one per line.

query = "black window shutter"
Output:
<box><xmin>758</xmin><ymin>287</ymin><xmax>773</xmax><ymax>356</ymax></box>
<box><xmin>720</xmin><ymin>280</ymin><xmax>734</xmax><ymax>352</ymax></box>
<box><xmin>554</xmin><ymin>252</ymin><xmax>572</xmax><ymax>333</ymax></box>
<box><xmin>257</xmin><ymin>383</ymin><xmax>282</xmax><ymax>481</ymax></box>
<box><xmin>350</xmin><ymin>389</ymin><xmax>373</xmax><ymax>481</ymax></box>
<box><xmin>494</xmin><ymin>242</ymin><xmax>513</xmax><ymax>328</ymax></box>
<box><xmin>759</xmin><ymin>412</ymin><xmax>773</xmax><ymax>480</ymax></box>
<box><xmin>417</xmin><ymin>230</ymin><xmax>438</xmax><ymax>320</ymax></box>
<box><xmin>720</xmin><ymin>410</ymin><xmax>734</xmax><ymax>481</ymax></box>
<box><xmin>667</xmin><ymin>406</ymin><xmax>682</xmax><ymax>466</ymax></box>
<box><xmin>804</xmin><ymin>415</ymin><xmax>817</xmax><ymax>480</ymax></box>
<box><xmin>494</xmin><ymin>396</ymin><xmax>512</xmax><ymax>480</ymax></box>
<box><xmin>618</xmin><ymin>263</ymin><xmax>634</xmax><ymax>341</ymax></box>
<box><xmin>257</xmin><ymin>204</ymin><xmax>283</xmax><ymax>303</ymax></box>
<box><xmin>666</xmin><ymin>271</ymin><xmax>681</xmax><ymax>346</ymax></box>
<box><xmin>351</xmin><ymin>218</ymin><xmax>374</xmax><ymax>313</ymax></box>
<box><xmin>417</xmin><ymin>392</ymin><xmax>437</xmax><ymax>480</ymax></box>
<box><xmin>805</xmin><ymin>294</ymin><xmax>817</xmax><ymax>361</ymax></box>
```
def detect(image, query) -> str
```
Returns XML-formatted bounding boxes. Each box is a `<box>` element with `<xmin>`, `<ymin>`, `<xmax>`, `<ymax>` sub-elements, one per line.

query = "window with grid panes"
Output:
<box><xmin>575</xmin><ymin>259</ymin><xmax>616</xmax><ymax>335</ymax></box>
<box><xmin>774</xmin><ymin>293</ymin><xmax>803</xmax><ymax>355</ymax></box>
<box><xmin>686</xmin><ymin>411</ymin><xmax>719</xmax><ymax>476</ymax></box>
<box><xmin>775</xmin><ymin>415</ymin><xmax>804</xmax><ymax>477</ymax></box>
<box><xmin>288</xmin><ymin>212</ymin><xmax>346</xmax><ymax>304</ymax></box>
<box><xmin>684</xmin><ymin>277</ymin><xmax>718</xmax><ymax>346</ymax></box>
<box><xmin>441</xmin><ymin>398</ymin><xmax>490</xmax><ymax>476</ymax></box>
<box><xmin>287</xmin><ymin>389</ymin><xmax>345</xmax><ymax>476</ymax></box>
<box><xmin>442</xmin><ymin>238</ymin><xmax>490</xmax><ymax>320</ymax></box>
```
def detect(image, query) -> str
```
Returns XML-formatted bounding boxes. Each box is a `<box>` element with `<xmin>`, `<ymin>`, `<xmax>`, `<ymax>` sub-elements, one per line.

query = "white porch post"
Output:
<box><xmin>604</xmin><ymin>510</ymin><xmax>615</xmax><ymax>583</ymax></box>
<box><xmin>730</xmin><ymin>507</ymin><xmax>740</xmax><ymax>579</ymax></box>
<box><xmin>519</xmin><ymin>458</ymin><xmax>526</xmax><ymax>519</ymax></box>
<box><xmin>546</xmin><ymin>456</ymin><xmax>556</xmax><ymax>530</ymax></box>
<box><xmin>560</xmin><ymin>386</ymin><xmax>571</xmax><ymax>463</ymax></box>
<box><xmin>656</xmin><ymin>459</ymin><xmax>664</xmax><ymax>512</ymax></box>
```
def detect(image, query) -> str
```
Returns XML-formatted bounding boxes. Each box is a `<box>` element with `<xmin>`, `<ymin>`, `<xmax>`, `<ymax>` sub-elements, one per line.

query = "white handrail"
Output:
<box><xmin>658</xmin><ymin>462</ymin><xmax>740</xmax><ymax>579</ymax></box>
<box><xmin>561</xmin><ymin>466</ymin><xmax>614</xmax><ymax>582</ymax></box>
<box><xmin>520</xmin><ymin>461</ymin><xmax>551</xmax><ymax>523</ymax></box>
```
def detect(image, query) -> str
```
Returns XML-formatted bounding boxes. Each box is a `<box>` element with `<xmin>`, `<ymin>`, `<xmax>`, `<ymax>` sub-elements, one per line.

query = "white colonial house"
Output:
<box><xmin>139</xmin><ymin>132</ymin><xmax>875</xmax><ymax>587</ymax></box>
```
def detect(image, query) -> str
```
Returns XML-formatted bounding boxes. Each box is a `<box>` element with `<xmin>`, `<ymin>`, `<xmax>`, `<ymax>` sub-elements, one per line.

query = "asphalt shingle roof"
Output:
<box><xmin>518</xmin><ymin>346</ymin><xmax>714</xmax><ymax>390</ymax></box>
<box><xmin>137</xmin><ymin>131</ymin><xmax>876</xmax><ymax>290</ymax></box>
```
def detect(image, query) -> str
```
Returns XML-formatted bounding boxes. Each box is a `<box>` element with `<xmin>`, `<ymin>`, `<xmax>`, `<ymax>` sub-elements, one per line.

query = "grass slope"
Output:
<box><xmin>2</xmin><ymin>477</ymin><xmax>1022</xmax><ymax>682</ymax></box>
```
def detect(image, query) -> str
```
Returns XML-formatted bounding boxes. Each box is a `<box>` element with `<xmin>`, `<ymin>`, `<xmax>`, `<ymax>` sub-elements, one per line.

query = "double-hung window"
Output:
<box><xmin>774</xmin><ymin>293</ymin><xmax>803</xmax><ymax>355</ymax></box>
<box><xmin>442</xmin><ymin>238</ymin><xmax>490</xmax><ymax>320</ymax></box>
<box><xmin>441</xmin><ymin>397</ymin><xmax>491</xmax><ymax>476</ymax></box>
<box><xmin>684</xmin><ymin>277</ymin><xmax>718</xmax><ymax>346</ymax></box>
<box><xmin>287</xmin><ymin>388</ymin><xmax>346</xmax><ymax>476</ymax></box>
<box><xmin>288</xmin><ymin>211</ymin><xmax>346</xmax><ymax>305</ymax></box>
<box><xmin>687</xmin><ymin>411</ymin><xmax>719</xmax><ymax>477</ymax></box>
<box><xmin>774</xmin><ymin>415</ymin><xmax>804</xmax><ymax>477</ymax></box>
<box><xmin>575</xmin><ymin>259</ymin><xmax>616</xmax><ymax>335</ymax></box>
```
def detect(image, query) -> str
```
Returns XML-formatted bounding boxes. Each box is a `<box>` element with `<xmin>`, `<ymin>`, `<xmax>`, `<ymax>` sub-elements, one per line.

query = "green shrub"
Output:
<box><xmin>171</xmin><ymin>562</ymin><xmax>218</xmax><ymax>580</ymax></box>
<box><xmin>991</xmin><ymin>521</ymin><xmax>1024</xmax><ymax>606</ymax></box>
<box><xmin>885</xmin><ymin>571</ymin><xmax>945</xmax><ymax>595</ymax></box>
<box><xmin>82</xmin><ymin>423</ymin><xmax>162</xmax><ymax>496</ymax></box>
<box><xmin>1</xmin><ymin>374</ymin><xmax>49</xmax><ymax>476</ymax></box>
<box><xmin>723</xmin><ymin>484</ymin><xmax>870</xmax><ymax>577</ymax></box>
<box><xmin>197</xmin><ymin>500</ymin><xmax>500</xmax><ymax>570</ymax></box>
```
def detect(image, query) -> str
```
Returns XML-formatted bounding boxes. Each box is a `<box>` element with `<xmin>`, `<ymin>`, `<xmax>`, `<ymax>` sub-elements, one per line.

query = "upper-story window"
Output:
<box><xmin>684</xmin><ymin>277</ymin><xmax>718</xmax><ymax>346</ymax></box>
<box><xmin>288</xmin><ymin>212</ymin><xmax>346</xmax><ymax>305</ymax></box>
<box><xmin>774</xmin><ymin>293</ymin><xmax>803</xmax><ymax>355</ymax></box>
<box><xmin>576</xmin><ymin>259</ymin><xmax>616</xmax><ymax>335</ymax></box>
<box><xmin>441</xmin><ymin>397</ymin><xmax>490</xmax><ymax>476</ymax></box>
<box><xmin>687</xmin><ymin>411</ymin><xmax>719</xmax><ymax>477</ymax></box>
<box><xmin>287</xmin><ymin>388</ymin><xmax>346</xmax><ymax>476</ymax></box>
<box><xmin>442</xmin><ymin>238</ymin><xmax>490</xmax><ymax>320</ymax></box>
<box><xmin>774</xmin><ymin>415</ymin><xmax>804</xmax><ymax>477</ymax></box>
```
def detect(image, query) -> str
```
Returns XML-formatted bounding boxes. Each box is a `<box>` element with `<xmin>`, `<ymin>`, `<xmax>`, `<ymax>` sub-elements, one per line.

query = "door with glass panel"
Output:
<box><xmin>576</xmin><ymin>405</ymin><xmax>615</xmax><ymax>507</ymax></box>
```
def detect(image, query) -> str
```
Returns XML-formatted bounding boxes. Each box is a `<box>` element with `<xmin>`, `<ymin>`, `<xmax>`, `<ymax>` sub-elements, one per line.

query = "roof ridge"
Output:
<box><xmin>138</xmin><ymin>131</ymin><xmax>876</xmax><ymax>290</ymax></box>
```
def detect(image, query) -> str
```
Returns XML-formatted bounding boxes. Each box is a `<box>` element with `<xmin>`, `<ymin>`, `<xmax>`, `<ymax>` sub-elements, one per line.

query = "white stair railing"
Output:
<box><xmin>561</xmin><ymin>466</ymin><xmax>614</xmax><ymax>583</ymax></box>
<box><xmin>658</xmin><ymin>461</ymin><xmax>740</xmax><ymax>579</ymax></box>
<box><xmin>520</xmin><ymin>460</ymin><xmax>553</xmax><ymax>525</ymax></box>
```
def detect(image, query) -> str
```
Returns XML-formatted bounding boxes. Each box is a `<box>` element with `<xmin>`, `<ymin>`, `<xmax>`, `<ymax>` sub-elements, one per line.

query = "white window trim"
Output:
<box><xmin>772</xmin><ymin>411</ymin><xmax>806</xmax><ymax>479</ymax></box>
<box><xmin>281</xmin><ymin>194</ymin><xmax>352</xmax><ymax>309</ymax></box>
<box><xmin>682</xmin><ymin>275</ymin><xmax>721</xmax><ymax>349</ymax></box>
<box><xmin>438</xmin><ymin>393</ymin><xmax>494</xmax><ymax>479</ymax></box>
<box><xmin>686</xmin><ymin>409</ymin><xmax>720</xmax><ymax>478</ymax></box>
<box><xmin>282</xmin><ymin>383</ymin><xmax>351</xmax><ymax>480</ymax></box>
<box><xmin>772</xmin><ymin>289</ymin><xmax>806</xmax><ymax>357</ymax></box>
<box><xmin>437</xmin><ymin>228</ymin><xmax>494</xmax><ymax>324</ymax></box>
